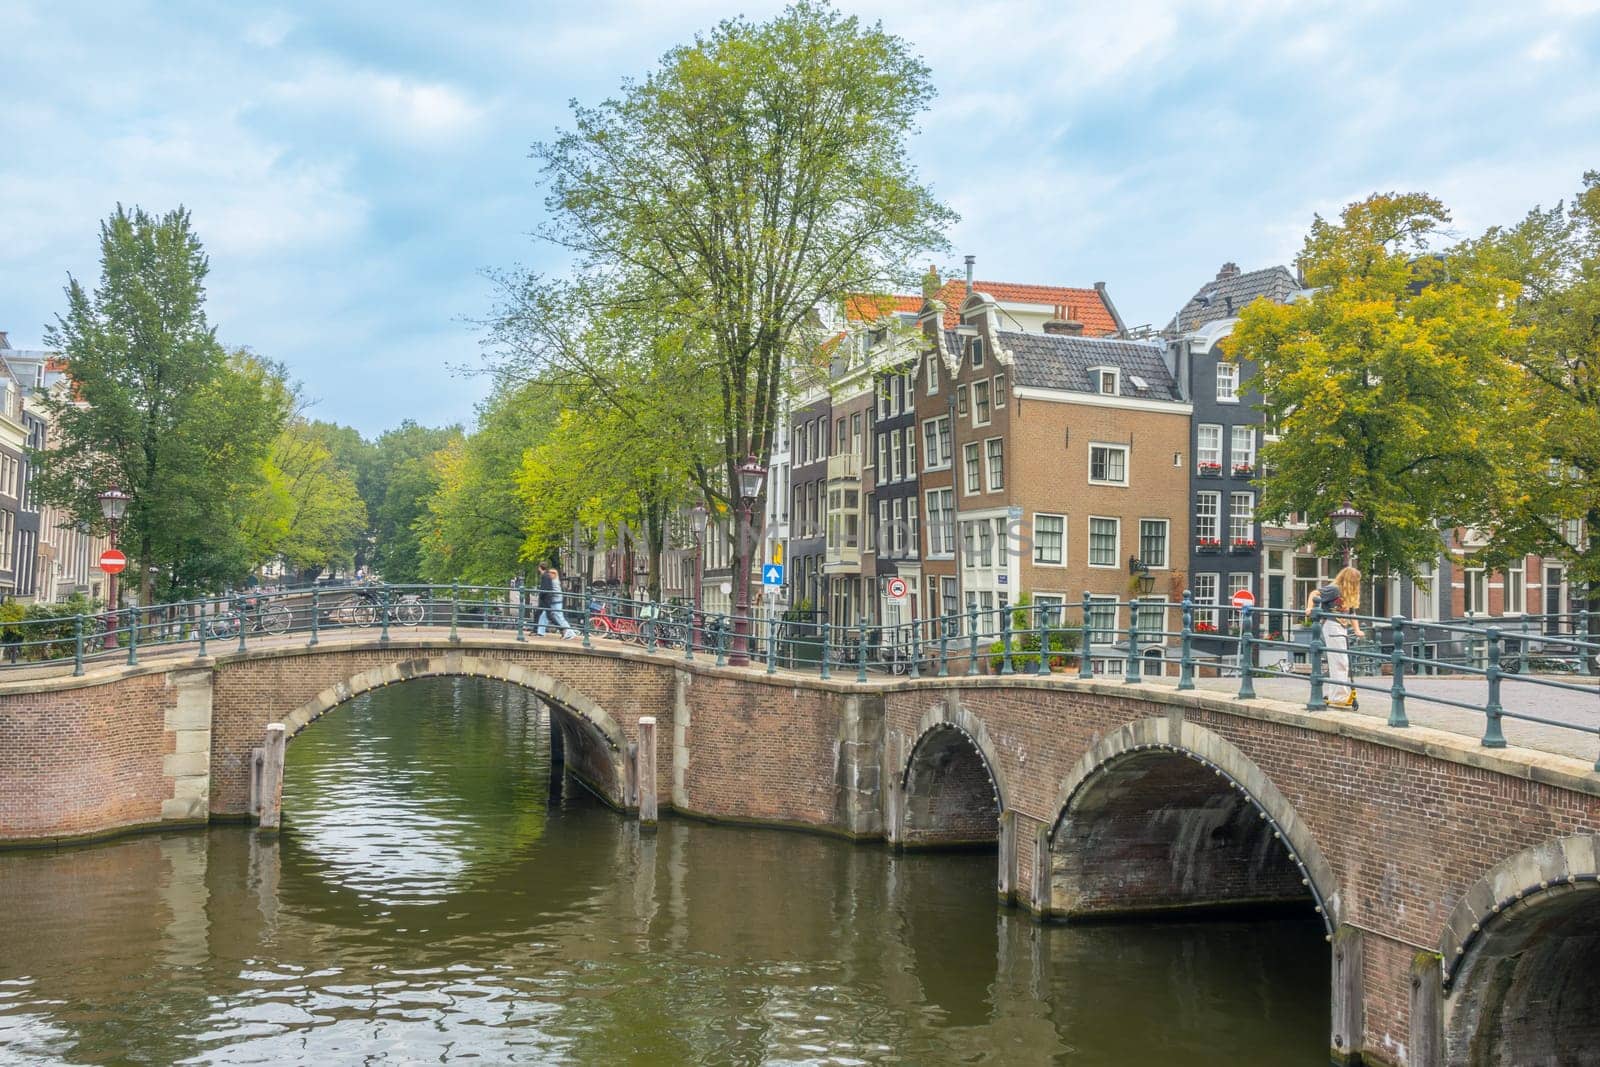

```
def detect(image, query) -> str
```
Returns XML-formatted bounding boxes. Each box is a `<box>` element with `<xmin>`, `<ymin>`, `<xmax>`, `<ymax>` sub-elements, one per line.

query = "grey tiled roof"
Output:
<box><xmin>1166</xmin><ymin>264</ymin><xmax>1300</xmax><ymax>335</ymax></box>
<box><xmin>1001</xmin><ymin>332</ymin><xmax>1182</xmax><ymax>401</ymax></box>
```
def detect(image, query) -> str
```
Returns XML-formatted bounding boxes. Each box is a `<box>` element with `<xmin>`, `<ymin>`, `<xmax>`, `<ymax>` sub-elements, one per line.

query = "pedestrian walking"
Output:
<box><xmin>535</xmin><ymin>563</ymin><xmax>554</xmax><ymax>635</ymax></box>
<box><xmin>1310</xmin><ymin>566</ymin><xmax>1364</xmax><ymax>710</ymax></box>
<box><xmin>544</xmin><ymin>566</ymin><xmax>578</xmax><ymax>640</ymax></box>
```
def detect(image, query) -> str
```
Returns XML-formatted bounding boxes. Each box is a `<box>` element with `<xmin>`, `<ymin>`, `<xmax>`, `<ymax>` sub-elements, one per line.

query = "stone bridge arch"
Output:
<box><xmin>1438</xmin><ymin>834</ymin><xmax>1600</xmax><ymax>1065</ymax></box>
<box><xmin>893</xmin><ymin>696</ymin><xmax>1009</xmax><ymax>849</ymax></box>
<box><xmin>1042</xmin><ymin>717</ymin><xmax>1338</xmax><ymax>929</ymax></box>
<box><xmin>274</xmin><ymin>653</ymin><xmax>630</xmax><ymax>806</ymax></box>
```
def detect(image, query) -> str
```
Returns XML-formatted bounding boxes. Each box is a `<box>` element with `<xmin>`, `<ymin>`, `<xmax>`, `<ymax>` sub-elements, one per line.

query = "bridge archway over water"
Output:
<box><xmin>897</xmin><ymin>700</ymin><xmax>1008</xmax><ymax>849</ymax></box>
<box><xmin>276</xmin><ymin>656</ymin><xmax>630</xmax><ymax>807</ymax></box>
<box><xmin>1044</xmin><ymin>719</ymin><xmax>1337</xmax><ymax>928</ymax></box>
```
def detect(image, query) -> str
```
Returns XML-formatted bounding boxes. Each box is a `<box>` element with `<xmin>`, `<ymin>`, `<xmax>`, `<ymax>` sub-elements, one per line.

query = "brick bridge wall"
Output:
<box><xmin>2</xmin><ymin>634</ymin><xmax>1598</xmax><ymax>1065</ymax></box>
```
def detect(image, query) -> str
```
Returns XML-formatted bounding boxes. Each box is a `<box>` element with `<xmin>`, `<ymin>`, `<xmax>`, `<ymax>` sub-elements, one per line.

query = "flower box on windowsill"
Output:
<box><xmin>1230</xmin><ymin>539</ymin><xmax>1258</xmax><ymax>554</ymax></box>
<box><xmin>1197</xmin><ymin>463</ymin><xmax>1222</xmax><ymax>478</ymax></box>
<box><xmin>1232</xmin><ymin>464</ymin><xmax>1256</xmax><ymax>479</ymax></box>
<box><xmin>1195</xmin><ymin>540</ymin><xmax>1222</xmax><ymax>555</ymax></box>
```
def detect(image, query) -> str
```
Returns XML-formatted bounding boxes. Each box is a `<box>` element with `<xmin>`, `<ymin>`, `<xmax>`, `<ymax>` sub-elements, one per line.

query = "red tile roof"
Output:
<box><xmin>846</xmin><ymin>279</ymin><xmax>1118</xmax><ymax>335</ymax></box>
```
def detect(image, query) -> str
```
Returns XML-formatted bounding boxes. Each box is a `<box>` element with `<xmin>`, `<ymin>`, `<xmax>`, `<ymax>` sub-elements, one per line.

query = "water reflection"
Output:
<box><xmin>0</xmin><ymin>676</ymin><xmax>1327</xmax><ymax>1064</ymax></box>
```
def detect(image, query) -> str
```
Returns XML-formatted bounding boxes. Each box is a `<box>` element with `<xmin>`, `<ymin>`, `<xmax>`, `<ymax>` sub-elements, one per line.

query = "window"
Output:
<box><xmin>890</xmin><ymin>429</ymin><xmax>903</xmax><ymax>482</ymax></box>
<box><xmin>1293</xmin><ymin>555</ymin><xmax>1329</xmax><ymax>612</ymax></box>
<box><xmin>1505</xmin><ymin>564</ymin><xmax>1526</xmax><ymax>615</ymax></box>
<box><xmin>978</xmin><ymin>521</ymin><xmax>995</xmax><ymax>568</ymax></box>
<box><xmin>1230</xmin><ymin>425</ymin><xmax>1255</xmax><ymax>471</ymax></box>
<box><xmin>970</xmin><ymin>338</ymin><xmax>984</xmax><ymax>368</ymax></box>
<box><xmin>941</xmin><ymin>577</ymin><xmax>958</xmax><ymax>626</ymax></box>
<box><xmin>1412</xmin><ymin>561</ymin><xmax>1438</xmax><ymax>621</ymax></box>
<box><xmin>986</xmin><ymin>437</ymin><xmax>1004</xmax><ymax>491</ymax></box>
<box><xmin>1197</xmin><ymin>424</ymin><xmax>1222</xmax><ymax>467</ymax></box>
<box><xmin>837</xmin><ymin>417</ymin><xmax>847</xmax><ymax>452</ymax></box>
<box><xmin>1195</xmin><ymin>492</ymin><xmax>1220</xmax><ymax>543</ymax></box>
<box><xmin>877</xmin><ymin>380</ymin><xmax>890</xmax><ymax>420</ymax></box>
<box><xmin>1086</xmin><ymin>595</ymin><xmax>1118</xmax><ymax>646</ymax></box>
<box><xmin>973</xmin><ymin>380</ymin><xmax>991</xmax><ymax>425</ymax></box>
<box><xmin>891</xmin><ymin>498</ymin><xmax>905</xmax><ymax>555</ymax></box>
<box><xmin>1464</xmin><ymin>569</ymin><xmax>1488</xmax><ymax>616</ymax></box>
<box><xmin>904</xmin><ymin>432</ymin><xmax>915</xmax><ymax>481</ymax></box>
<box><xmin>1034</xmin><ymin>593</ymin><xmax>1064</xmax><ymax>627</ymax></box>
<box><xmin>1193</xmin><ymin>573</ymin><xmax>1219</xmax><ymax>628</ymax></box>
<box><xmin>994</xmin><ymin>373</ymin><xmax>1006</xmax><ymax>408</ymax></box>
<box><xmin>926</xmin><ymin>354</ymin><xmax>939</xmax><ymax>394</ymax></box>
<box><xmin>957</xmin><ymin>384</ymin><xmax>969</xmax><ymax>417</ymax></box>
<box><xmin>1088</xmin><ymin>517</ymin><xmax>1119</xmax><ymax>567</ymax></box>
<box><xmin>1216</xmin><ymin>362</ymin><xmax>1239</xmax><ymax>401</ymax></box>
<box><xmin>0</xmin><ymin>509</ymin><xmax>13</xmax><ymax>570</ymax></box>
<box><xmin>889</xmin><ymin>377</ymin><xmax>902</xmax><ymax>418</ymax></box>
<box><xmin>922</xmin><ymin>416</ymin><xmax>951</xmax><ymax>471</ymax></box>
<box><xmin>1092</xmin><ymin>367</ymin><xmax>1118</xmax><ymax>395</ymax></box>
<box><xmin>1139</xmin><ymin>519</ymin><xmax>1168</xmax><ymax>568</ymax></box>
<box><xmin>964</xmin><ymin>442</ymin><xmax>981</xmax><ymax>494</ymax></box>
<box><xmin>851</xmin><ymin>412</ymin><xmax>862</xmax><ymax>454</ymax></box>
<box><xmin>1227</xmin><ymin>573</ymin><xmax>1253</xmax><ymax>628</ymax></box>
<box><xmin>795</xmin><ymin>424</ymin><xmax>806</xmax><ymax>465</ymax></box>
<box><xmin>926</xmin><ymin>489</ymin><xmax>955</xmax><ymax>556</ymax></box>
<box><xmin>1229</xmin><ymin>492</ymin><xmax>1255</xmax><ymax>544</ymax></box>
<box><xmin>1034</xmin><ymin>514</ymin><xmax>1065</xmax><ymax>564</ymax></box>
<box><xmin>1089</xmin><ymin>444</ymin><xmax>1128</xmax><ymax>486</ymax></box>
<box><xmin>876</xmin><ymin>499</ymin><xmax>889</xmax><ymax>555</ymax></box>
<box><xmin>876</xmin><ymin>433</ymin><xmax>888</xmax><ymax>473</ymax></box>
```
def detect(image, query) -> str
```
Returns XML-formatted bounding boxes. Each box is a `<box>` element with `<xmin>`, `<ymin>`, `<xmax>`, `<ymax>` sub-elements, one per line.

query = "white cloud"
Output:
<box><xmin>267</xmin><ymin>62</ymin><xmax>490</xmax><ymax>146</ymax></box>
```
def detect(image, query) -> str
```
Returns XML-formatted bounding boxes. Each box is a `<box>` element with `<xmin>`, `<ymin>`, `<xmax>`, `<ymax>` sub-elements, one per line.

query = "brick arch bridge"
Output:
<box><xmin>3</xmin><ymin>631</ymin><xmax>1599</xmax><ymax>1066</ymax></box>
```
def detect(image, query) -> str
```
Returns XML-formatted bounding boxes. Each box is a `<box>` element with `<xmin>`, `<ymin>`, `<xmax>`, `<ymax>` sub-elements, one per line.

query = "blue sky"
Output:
<box><xmin>3</xmin><ymin>1</ymin><xmax>1598</xmax><ymax>436</ymax></box>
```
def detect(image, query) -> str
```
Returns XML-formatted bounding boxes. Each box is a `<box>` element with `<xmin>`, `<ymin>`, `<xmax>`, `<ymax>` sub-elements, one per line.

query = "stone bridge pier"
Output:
<box><xmin>3</xmin><ymin>634</ymin><xmax>1599</xmax><ymax>1065</ymax></box>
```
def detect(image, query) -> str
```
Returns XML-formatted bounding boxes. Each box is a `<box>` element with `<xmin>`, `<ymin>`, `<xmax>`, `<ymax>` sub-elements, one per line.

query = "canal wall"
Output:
<box><xmin>4</xmin><ymin>634</ymin><xmax>1600</xmax><ymax>1065</ymax></box>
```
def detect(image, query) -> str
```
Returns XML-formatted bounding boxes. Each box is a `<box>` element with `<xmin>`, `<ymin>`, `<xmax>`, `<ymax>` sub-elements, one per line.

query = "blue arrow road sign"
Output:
<box><xmin>762</xmin><ymin>563</ymin><xmax>784</xmax><ymax>586</ymax></box>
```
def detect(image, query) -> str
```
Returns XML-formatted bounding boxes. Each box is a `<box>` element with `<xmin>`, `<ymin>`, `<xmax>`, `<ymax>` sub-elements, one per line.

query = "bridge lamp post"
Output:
<box><xmin>1329</xmin><ymin>502</ymin><xmax>1363</xmax><ymax>568</ymax></box>
<box><xmin>690</xmin><ymin>501</ymin><xmax>709</xmax><ymax>648</ymax></box>
<box><xmin>98</xmin><ymin>486</ymin><xmax>129</xmax><ymax>649</ymax></box>
<box><xmin>730</xmin><ymin>455</ymin><xmax>766</xmax><ymax>667</ymax></box>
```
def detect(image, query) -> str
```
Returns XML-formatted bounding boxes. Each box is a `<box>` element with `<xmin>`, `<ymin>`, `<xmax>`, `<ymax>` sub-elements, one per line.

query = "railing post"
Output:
<box><xmin>1236</xmin><ymin>605</ymin><xmax>1256</xmax><ymax>699</ymax></box>
<box><xmin>1388</xmin><ymin>616</ymin><xmax>1409</xmax><ymax>728</ymax></box>
<box><xmin>1124</xmin><ymin>599</ymin><xmax>1141</xmax><ymax>684</ymax></box>
<box><xmin>1033</xmin><ymin>605</ymin><xmax>1048</xmax><ymax>676</ymax></box>
<box><xmin>449</xmin><ymin>581</ymin><xmax>460</xmax><ymax>643</ymax></box>
<box><xmin>1514</xmin><ymin>619</ymin><xmax>1530</xmax><ymax>676</ymax></box>
<box><xmin>937</xmin><ymin>618</ymin><xmax>949</xmax><ymax>677</ymax></box>
<box><xmin>1580</xmin><ymin>608</ymin><xmax>1593</xmax><ymax>676</ymax></box>
<box><xmin>129</xmin><ymin>606</ymin><xmax>141</xmax><ymax>665</ymax></box>
<box><xmin>909</xmin><ymin>624</ymin><xmax>921</xmax><ymax>679</ymax></box>
<box><xmin>966</xmin><ymin>608</ymin><xmax>979</xmax><ymax>676</ymax></box>
<box><xmin>819</xmin><ymin>622</ymin><xmax>831</xmax><ymax>680</ymax></box>
<box><xmin>581</xmin><ymin>598</ymin><xmax>592</xmax><ymax>649</ymax></box>
<box><xmin>1000</xmin><ymin>605</ymin><xmax>1015</xmax><ymax>676</ymax></box>
<box><xmin>1482</xmin><ymin>627</ymin><xmax>1507</xmax><ymax>748</ymax></box>
<box><xmin>1178</xmin><ymin>590</ymin><xmax>1194</xmax><ymax>690</ymax></box>
<box><xmin>308</xmin><ymin>589</ymin><xmax>320</xmax><ymax>647</ymax></box>
<box><xmin>645</xmin><ymin>613</ymin><xmax>658</xmax><ymax>654</ymax></box>
<box><xmin>715</xmin><ymin>617</ymin><xmax>727</xmax><ymax>667</ymax></box>
<box><xmin>766</xmin><ymin>616</ymin><xmax>777</xmax><ymax>675</ymax></box>
<box><xmin>857</xmin><ymin>619</ymin><xmax>868</xmax><ymax>683</ymax></box>
<box><xmin>684</xmin><ymin>611</ymin><xmax>694</xmax><ymax>661</ymax></box>
<box><xmin>516</xmin><ymin>588</ymin><xmax>526</xmax><ymax>642</ymax></box>
<box><xmin>379</xmin><ymin>585</ymin><xmax>392</xmax><ymax>645</ymax></box>
<box><xmin>73</xmin><ymin>614</ymin><xmax>84</xmax><ymax>676</ymax></box>
<box><xmin>1307</xmin><ymin>606</ymin><xmax>1326</xmax><ymax>710</ymax></box>
<box><xmin>197</xmin><ymin>599</ymin><xmax>209</xmax><ymax>659</ymax></box>
<box><xmin>1078</xmin><ymin>591</ymin><xmax>1094</xmax><ymax>681</ymax></box>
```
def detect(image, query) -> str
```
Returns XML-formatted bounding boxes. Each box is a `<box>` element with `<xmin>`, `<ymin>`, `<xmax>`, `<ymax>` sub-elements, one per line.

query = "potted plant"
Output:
<box><xmin>1195</xmin><ymin>537</ymin><xmax>1222</xmax><ymax>555</ymax></box>
<box><xmin>1197</xmin><ymin>461</ymin><xmax>1222</xmax><ymax>477</ymax></box>
<box><xmin>1230</xmin><ymin>537</ymin><xmax>1257</xmax><ymax>554</ymax></box>
<box><xmin>1232</xmin><ymin>462</ymin><xmax>1255</xmax><ymax>478</ymax></box>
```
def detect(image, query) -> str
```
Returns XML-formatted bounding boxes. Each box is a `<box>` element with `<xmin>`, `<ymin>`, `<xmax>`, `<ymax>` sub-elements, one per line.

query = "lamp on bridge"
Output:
<box><xmin>1128</xmin><ymin>556</ymin><xmax>1156</xmax><ymax>597</ymax></box>
<box><xmin>730</xmin><ymin>455</ymin><xmax>767</xmax><ymax>667</ymax></box>
<box><xmin>1329</xmin><ymin>502</ymin><xmax>1363</xmax><ymax>567</ymax></box>
<box><xmin>690</xmin><ymin>501</ymin><xmax>709</xmax><ymax>646</ymax></box>
<box><xmin>98</xmin><ymin>486</ymin><xmax>130</xmax><ymax>649</ymax></box>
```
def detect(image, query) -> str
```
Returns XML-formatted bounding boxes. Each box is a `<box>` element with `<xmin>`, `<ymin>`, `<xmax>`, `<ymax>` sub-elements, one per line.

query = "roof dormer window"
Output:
<box><xmin>970</xmin><ymin>338</ymin><xmax>984</xmax><ymax>368</ymax></box>
<box><xmin>1091</xmin><ymin>366</ymin><xmax>1119</xmax><ymax>396</ymax></box>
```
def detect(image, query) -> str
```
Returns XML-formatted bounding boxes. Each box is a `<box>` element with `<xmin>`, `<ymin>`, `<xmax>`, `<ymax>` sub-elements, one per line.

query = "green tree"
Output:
<box><xmin>1465</xmin><ymin>172</ymin><xmax>1600</xmax><ymax>616</ymax></box>
<box><xmin>533</xmin><ymin>0</ymin><xmax>954</xmax><ymax>596</ymax></box>
<box><xmin>1226</xmin><ymin>193</ymin><xmax>1532</xmax><ymax>575</ymax></box>
<box><xmin>367</xmin><ymin>421</ymin><xmax>462</xmax><ymax>582</ymax></box>
<box><xmin>240</xmin><ymin>418</ymin><xmax>368</xmax><ymax>578</ymax></box>
<box><xmin>34</xmin><ymin>205</ymin><xmax>288</xmax><ymax>599</ymax></box>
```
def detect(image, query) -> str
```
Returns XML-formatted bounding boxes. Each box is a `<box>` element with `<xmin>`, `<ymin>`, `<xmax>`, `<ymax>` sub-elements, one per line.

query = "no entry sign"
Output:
<box><xmin>1230</xmin><ymin>588</ymin><xmax>1255</xmax><ymax>609</ymax></box>
<box><xmin>99</xmin><ymin>549</ymin><xmax>127</xmax><ymax>574</ymax></box>
<box><xmin>886</xmin><ymin>576</ymin><xmax>907</xmax><ymax>602</ymax></box>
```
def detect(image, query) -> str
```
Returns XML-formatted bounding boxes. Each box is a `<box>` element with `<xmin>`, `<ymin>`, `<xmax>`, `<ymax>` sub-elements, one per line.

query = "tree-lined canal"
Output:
<box><xmin>0</xmin><ymin>677</ymin><xmax>1327</xmax><ymax>1064</ymax></box>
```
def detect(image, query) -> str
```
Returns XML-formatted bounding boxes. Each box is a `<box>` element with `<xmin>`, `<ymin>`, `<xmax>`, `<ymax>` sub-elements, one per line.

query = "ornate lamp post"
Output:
<box><xmin>689</xmin><ymin>501</ymin><xmax>709</xmax><ymax>647</ymax></box>
<box><xmin>98</xmin><ymin>486</ymin><xmax>129</xmax><ymax>649</ymax></box>
<box><xmin>1128</xmin><ymin>556</ymin><xmax>1157</xmax><ymax>597</ymax></box>
<box><xmin>1329</xmin><ymin>502</ymin><xmax>1363</xmax><ymax>568</ymax></box>
<box><xmin>730</xmin><ymin>455</ymin><xmax>767</xmax><ymax>667</ymax></box>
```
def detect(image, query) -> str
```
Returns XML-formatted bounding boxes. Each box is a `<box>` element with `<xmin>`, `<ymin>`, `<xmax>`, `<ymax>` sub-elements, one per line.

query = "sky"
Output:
<box><xmin>3</xmin><ymin>1</ymin><xmax>1598</xmax><ymax>436</ymax></box>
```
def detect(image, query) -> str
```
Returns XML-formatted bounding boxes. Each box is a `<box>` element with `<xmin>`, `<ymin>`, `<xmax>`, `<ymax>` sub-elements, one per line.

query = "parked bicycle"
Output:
<box><xmin>207</xmin><ymin>594</ymin><xmax>292</xmax><ymax>640</ymax></box>
<box><xmin>587</xmin><ymin>599</ymin><xmax>686</xmax><ymax>649</ymax></box>
<box><xmin>329</xmin><ymin>583</ymin><xmax>427</xmax><ymax>628</ymax></box>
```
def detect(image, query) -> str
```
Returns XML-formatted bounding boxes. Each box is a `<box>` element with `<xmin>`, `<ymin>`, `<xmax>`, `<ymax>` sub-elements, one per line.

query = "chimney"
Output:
<box><xmin>1217</xmin><ymin>262</ymin><xmax>1241</xmax><ymax>280</ymax></box>
<box><xmin>964</xmin><ymin>254</ymin><xmax>975</xmax><ymax>297</ymax></box>
<box><xmin>1043</xmin><ymin>301</ymin><xmax>1084</xmax><ymax>335</ymax></box>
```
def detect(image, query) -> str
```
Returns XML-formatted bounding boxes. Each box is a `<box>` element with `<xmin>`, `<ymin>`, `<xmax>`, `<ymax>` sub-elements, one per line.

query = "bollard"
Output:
<box><xmin>73</xmin><ymin>614</ymin><xmax>85</xmax><ymax>676</ymax></box>
<box><xmin>1000</xmin><ymin>605</ymin><xmax>1015</xmax><ymax>676</ymax></box>
<box><xmin>1079</xmin><ymin>591</ymin><xmax>1094</xmax><ymax>681</ymax></box>
<box><xmin>308</xmin><ymin>589</ymin><xmax>320</xmax><ymax>647</ymax></box>
<box><xmin>637</xmin><ymin>717</ymin><xmax>658</xmax><ymax>827</ymax></box>
<box><xmin>857</xmin><ymin>621</ymin><xmax>868</xmax><ymax>683</ymax></box>
<box><xmin>1177</xmin><ymin>590</ymin><xmax>1195</xmax><ymax>691</ymax></box>
<box><xmin>1124</xmin><ymin>600</ymin><xmax>1141</xmax><ymax>684</ymax></box>
<box><xmin>766</xmin><ymin>616</ymin><xmax>777</xmax><ymax>675</ymax></box>
<box><xmin>1307</xmin><ymin>607</ymin><xmax>1326</xmax><ymax>710</ymax></box>
<box><xmin>1482</xmin><ymin>627</ymin><xmax>1507</xmax><ymax>748</ymax></box>
<box><xmin>1236</xmin><ymin>605</ymin><xmax>1256</xmax><ymax>699</ymax></box>
<box><xmin>1388</xmin><ymin>616</ymin><xmax>1409</xmax><ymax>728</ymax></box>
<box><xmin>966</xmin><ymin>608</ymin><xmax>979</xmax><ymax>676</ymax></box>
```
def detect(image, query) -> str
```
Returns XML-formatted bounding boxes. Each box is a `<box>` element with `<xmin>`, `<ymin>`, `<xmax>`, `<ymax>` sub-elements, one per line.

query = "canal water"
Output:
<box><xmin>0</xmin><ymin>677</ymin><xmax>1328</xmax><ymax>1064</ymax></box>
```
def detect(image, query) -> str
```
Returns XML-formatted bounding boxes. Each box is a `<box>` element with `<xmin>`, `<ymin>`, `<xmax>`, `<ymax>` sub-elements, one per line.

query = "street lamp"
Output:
<box><xmin>730</xmin><ymin>455</ymin><xmax>767</xmax><ymax>666</ymax></box>
<box><xmin>1128</xmin><ymin>556</ymin><xmax>1157</xmax><ymax>597</ymax></box>
<box><xmin>1329</xmin><ymin>502</ymin><xmax>1363</xmax><ymax>567</ymax></box>
<box><xmin>690</xmin><ymin>501</ymin><xmax>709</xmax><ymax>648</ymax></box>
<box><xmin>98</xmin><ymin>486</ymin><xmax>129</xmax><ymax>649</ymax></box>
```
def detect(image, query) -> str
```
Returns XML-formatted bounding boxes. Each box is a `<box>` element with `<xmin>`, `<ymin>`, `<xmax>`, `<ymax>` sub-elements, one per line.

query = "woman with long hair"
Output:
<box><xmin>1308</xmin><ymin>566</ymin><xmax>1364</xmax><ymax>709</ymax></box>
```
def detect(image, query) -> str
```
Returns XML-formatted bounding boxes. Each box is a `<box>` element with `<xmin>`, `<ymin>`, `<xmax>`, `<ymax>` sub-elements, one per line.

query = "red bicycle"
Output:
<box><xmin>587</xmin><ymin>601</ymin><xmax>686</xmax><ymax>649</ymax></box>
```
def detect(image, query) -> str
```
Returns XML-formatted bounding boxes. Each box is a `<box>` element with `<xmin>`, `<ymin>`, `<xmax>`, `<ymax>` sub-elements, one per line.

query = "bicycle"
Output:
<box><xmin>208</xmin><ymin>595</ymin><xmax>292</xmax><ymax>640</ymax></box>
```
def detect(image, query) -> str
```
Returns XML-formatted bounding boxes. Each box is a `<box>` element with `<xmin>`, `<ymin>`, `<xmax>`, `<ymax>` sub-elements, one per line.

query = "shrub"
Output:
<box><xmin>987</xmin><ymin>593</ymin><xmax>1081</xmax><ymax>672</ymax></box>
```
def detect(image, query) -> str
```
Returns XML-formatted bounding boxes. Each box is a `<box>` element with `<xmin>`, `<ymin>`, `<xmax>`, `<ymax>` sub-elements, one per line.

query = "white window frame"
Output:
<box><xmin>1195</xmin><ymin>491</ymin><xmax>1220</xmax><ymax>544</ymax></box>
<box><xmin>994</xmin><ymin>372</ymin><xmax>1006</xmax><ymax>408</ymax></box>
<box><xmin>1229</xmin><ymin>492</ymin><xmax>1255</xmax><ymax>545</ymax></box>
<box><xmin>890</xmin><ymin>429</ymin><xmax>903</xmax><ymax>482</ymax></box>
<box><xmin>1193</xmin><ymin>572</ymin><xmax>1219</xmax><ymax>629</ymax></box>
<box><xmin>1504</xmin><ymin>564</ymin><xmax>1526</xmax><ymax>615</ymax></box>
<box><xmin>1230</xmin><ymin>425</ymin><xmax>1256</xmax><ymax>471</ymax></box>
<box><xmin>1197</xmin><ymin>424</ymin><xmax>1222</xmax><ymax>467</ymax></box>
<box><xmin>1412</xmin><ymin>561</ymin><xmax>1439</xmax><ymax>622</ymax></box>
<box><xmin>963</xmin><ymin>442</ymin><xmax>981</xmax><ymax>496</ymax></box>
<box><xmin>925</xmin><ymin>489</ymin><xmax>955</xmax><ymax>558</ymax></box>
<box><xmin>1033</xmin><ymin>512</ymin><xmax>1065</xmax><ymax>566</ymax></box>
<box><xmin>1138</xmin><ymin>518</ymin><xmax>1169</xmax><ymax>569</ymax></box>
<box><xmin>926</xmin><ymin>353</ymin><xmax>939</xmax><ymax>394</ymax></box>
<box><xmin>1087</xmin><ymin>516</ymin><xmax>1120</xmax><ymax>569</ymax></box>
<box><xmin>1091</xmin><ymin>366</ymin><xmax>1119</xmax><ymax>396</ymax></box>
<box><xmin>985</xmin><ymin>436</ymin><xmax>1004</xmax><ymax>491</ymax></box>
<box><xmin>1216</xmin><ymin>362</ymin><xmax>1239</xmax><ymax>402</ymax></box>
<box><xmin>1088</xmin><ymin>443</ymin><xmax>1128</xmax><ymax>487</ymax></box>
<box><xmin>973</xmin><ymin>379</ymin><xmax>991</xmax><ymax>426</ymax></box>
<box><xmin>1464</xmin><ymin>568</ymin><xmax>1488</xmax><ymax>617</ymax></box>
<box><xmin>904</xmin><ymin>431</ymin><xmax>916</xmax><ymax>482</ymax></box>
